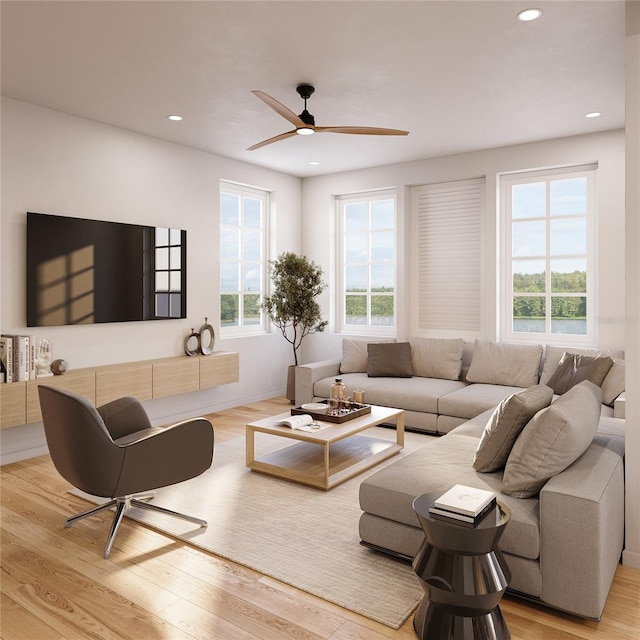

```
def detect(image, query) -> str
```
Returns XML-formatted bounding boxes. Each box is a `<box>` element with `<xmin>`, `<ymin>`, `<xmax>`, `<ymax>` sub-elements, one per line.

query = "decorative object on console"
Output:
<box><xmin>51</xmin><ymin>358</ymin><xmax>68</xmax><ymax>375</ymax></box>
<box><xmin>260</xmin><ymin>252</ymin><xmax>328</xmax><ymax>402</ymax></box>
<box><xmin>184</xmin><ymin>328</ymin><xmax>201</xmax><ymax>356</ymax></box>
<box><xmin>184</xmin><ymin>318</ymin><xmax>216</xmax><ymax>356</ymax></box>
<box><xmin>35</xmin><ymin>338</ymin><xmax>53</xmax><ymax>378</ymax></box>
<box><xmin>0</xmin><ymin>333</ymin><xmax>37</xmax><ymax>382</ymax></box>
<box><xmin>198</xmin><ymin>317</ymin><xmax>215</xmax><ymax>355</ymax></box>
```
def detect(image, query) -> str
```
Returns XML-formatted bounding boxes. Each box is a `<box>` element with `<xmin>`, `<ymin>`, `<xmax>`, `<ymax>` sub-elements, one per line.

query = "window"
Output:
<box><xmin>337</xmin><ymin>191</ymin><xmax>396</xmax><ymax>333</ymax></box>
<box><xmin>152</xmin><ymin>227</ymin><xmax>186</xmax><ymax>319</ymax></box>
<box><xmin>409</xmin><ymin>178</ymin><xmax>483</xmax><ymax>336</ymax></box>
<box><xmin>501</xmin><ymin>165</ymin><xmax>596</xmax><ymax>344</ymax></box>
<box><xmin>220</xmin><ymin>183</ymin><xmax>268</xmax><ymax>333</ymax></box>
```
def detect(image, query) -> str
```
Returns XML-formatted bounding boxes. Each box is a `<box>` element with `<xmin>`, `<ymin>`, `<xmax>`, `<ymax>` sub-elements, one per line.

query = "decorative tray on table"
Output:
<box><xmin>291</xmin><ymin>400</ymin><xmax>371</xmax><ymax>424</ymax></box>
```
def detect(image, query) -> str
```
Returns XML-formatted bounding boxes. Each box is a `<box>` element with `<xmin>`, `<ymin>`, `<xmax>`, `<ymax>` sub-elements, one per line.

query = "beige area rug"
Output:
<box><xmin>72</xmin><ymin>427</ymin><xmax>432</xmax><ymax>629</ymax></box>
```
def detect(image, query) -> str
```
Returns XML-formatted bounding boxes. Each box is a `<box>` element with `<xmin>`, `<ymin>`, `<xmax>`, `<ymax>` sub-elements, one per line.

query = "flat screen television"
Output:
<box><xmin>26</xmin><ymin>212</ymin><xmax>187</xmax><ymax>327</ymax></box>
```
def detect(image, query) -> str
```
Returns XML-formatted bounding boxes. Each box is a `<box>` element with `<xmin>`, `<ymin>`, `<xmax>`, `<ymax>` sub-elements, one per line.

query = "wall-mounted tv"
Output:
<box><xmin>26</xmin><ymin>212</ymin><xmax>187</xmax><ymax>327</ymax></box>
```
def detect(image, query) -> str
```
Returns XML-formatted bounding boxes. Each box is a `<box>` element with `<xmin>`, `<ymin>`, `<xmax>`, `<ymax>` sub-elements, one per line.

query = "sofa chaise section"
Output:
<box><xmin>358</xmin><ymin>402</ymin><xmax>626</xmax><ymax>620</ymax></box>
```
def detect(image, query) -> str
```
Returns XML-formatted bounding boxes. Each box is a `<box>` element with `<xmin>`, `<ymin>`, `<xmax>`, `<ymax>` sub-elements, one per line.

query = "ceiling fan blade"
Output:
<box><xmin>315</xmin><ymin>126</ymin><xmax>409</xmax><ymax>136</ymax></box>
<box><xmin>247</xmin><ymin>129</ymin><xmax>298</xmax><ymax>151</ymax></box>
<box><xmin>252</xmin><ymin>90</ymin><xmax>306</xmax><ymax>128</ymax></box>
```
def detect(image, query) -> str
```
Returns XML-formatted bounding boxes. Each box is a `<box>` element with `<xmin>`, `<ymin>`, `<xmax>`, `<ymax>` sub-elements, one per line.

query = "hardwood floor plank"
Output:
<box><xmin>2</xmin><ymin>529</ymin><xmax>196</xmax><ymax>640</ymax></box>
<box><xmin>0</xmin><ymin>589</ymin><xmax>68</xmax><ymax>640</ymax></box>
<box><xmin>1</xmin><ymin>395</ymin><xmax>638</xmax><ymax>640</ymax></box>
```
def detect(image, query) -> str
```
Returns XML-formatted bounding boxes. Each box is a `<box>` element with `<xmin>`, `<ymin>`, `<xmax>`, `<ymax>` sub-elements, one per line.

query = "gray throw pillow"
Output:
<box><xmin>546</xmin><ymin>352</ymin><xmax>614</xmax><ymax>395</ymax></box>
<box><xmin>340</xmin><ymin>338</ymin><xmax>396</xmax><ymax>373</ymax></box>
<box><xmin>502</xmin><ymin>381</ymin><xmax>602</xmax><ymax>498</ymax></box>
<box><xmin>473</xmin><ymin>384</ymin><xmax>554</xmax><ymax>473</ymax></box>
<box><xmin>367</xmin><ymin>342</ymin><xmax>414</xmax><ymax>378</ymax></box>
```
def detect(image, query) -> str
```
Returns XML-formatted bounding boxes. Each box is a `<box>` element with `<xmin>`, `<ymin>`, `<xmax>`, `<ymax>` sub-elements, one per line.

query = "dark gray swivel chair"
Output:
<box><xmin>38</xmin><ymin>385</ymin><xmax>214</xmax><ymax>558</ymax></box>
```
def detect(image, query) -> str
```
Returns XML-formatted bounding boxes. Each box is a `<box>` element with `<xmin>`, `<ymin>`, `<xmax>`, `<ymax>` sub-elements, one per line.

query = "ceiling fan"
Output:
<box><xmin>247</xmin><ymin>84</ymin><xmax>409</xmax><ymax>151</ymax></box>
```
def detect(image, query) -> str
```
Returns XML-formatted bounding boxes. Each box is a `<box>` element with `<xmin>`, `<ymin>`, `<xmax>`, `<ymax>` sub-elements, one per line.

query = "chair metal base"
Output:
<box><xmin>66</xmin><ymin>494</ymin><xmax>207</xmax><ymax>558</ymax></box>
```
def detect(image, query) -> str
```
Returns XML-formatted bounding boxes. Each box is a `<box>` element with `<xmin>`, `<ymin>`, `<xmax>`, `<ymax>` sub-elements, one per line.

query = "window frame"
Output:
<box><xmin>219</xmin><ymin>182</ymin><xmax>269</xmax><ymax>336</ymax></box>
<box><xmin>500</xmin><ymin>164</ymin><xmax>597</xmax><ymax>346</ymax></box>
<box><xmin>336</xmin><ymin>189</ymin><xmax>397</xmax><ymax>336</ymax></box>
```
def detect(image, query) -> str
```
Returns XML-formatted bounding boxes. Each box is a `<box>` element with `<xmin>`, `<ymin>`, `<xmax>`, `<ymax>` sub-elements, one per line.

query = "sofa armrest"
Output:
<box><xmin>613</xmin><ymin>392</ymin><xmax>625</xmax><ymax>419</ymax></box>
<box><xmin>539</xmin><ymin>439</ymin><xmax>625</xmax><ymax>619</ymax></box>
<box><xmin>295</xmin><ymin>360</ymin><xmax>341</xmax><ymax>405</ymax></box>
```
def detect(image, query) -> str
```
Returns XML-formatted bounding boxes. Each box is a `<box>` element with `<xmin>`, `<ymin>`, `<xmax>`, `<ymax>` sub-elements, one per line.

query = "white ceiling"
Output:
<box><xmin>1</xmin><ymin>1</ymin><xmax>626</xmax><ymax>178</ymax></box>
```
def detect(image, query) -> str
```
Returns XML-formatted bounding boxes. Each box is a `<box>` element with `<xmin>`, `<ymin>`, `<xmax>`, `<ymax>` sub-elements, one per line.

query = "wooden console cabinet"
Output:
<box><xmin>0</xmin><ymin>351</ymin><xmax>239</xmax><ymax>428</ymax></box>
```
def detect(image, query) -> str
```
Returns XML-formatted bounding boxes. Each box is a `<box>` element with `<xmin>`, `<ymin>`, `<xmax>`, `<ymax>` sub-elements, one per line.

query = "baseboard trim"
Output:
<box><xmin>622</xmin><ymin>548</ymin><xmax>640</xmax><ymax>569</ymax></box>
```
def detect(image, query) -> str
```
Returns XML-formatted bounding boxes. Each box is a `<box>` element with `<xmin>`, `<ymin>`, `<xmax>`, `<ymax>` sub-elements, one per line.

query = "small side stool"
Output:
<box><xmin>412</xmin><ymin>492</ymin><xmax>511</xmax><ymax>640</ymax></box>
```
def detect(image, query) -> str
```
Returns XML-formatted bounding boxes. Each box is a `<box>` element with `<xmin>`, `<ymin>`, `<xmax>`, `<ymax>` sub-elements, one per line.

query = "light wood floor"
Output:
<box><xmin>1</xmin><ymin>396</ymin><xmax>638</xmax><ymax>640</ymax></box>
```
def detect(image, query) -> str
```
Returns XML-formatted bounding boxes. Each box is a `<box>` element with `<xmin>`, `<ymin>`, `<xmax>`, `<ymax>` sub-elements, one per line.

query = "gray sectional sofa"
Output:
<box><xmin>296</xmin><ymin>338</ymin><xmax>626</xmax><ymax>620</ymax></box>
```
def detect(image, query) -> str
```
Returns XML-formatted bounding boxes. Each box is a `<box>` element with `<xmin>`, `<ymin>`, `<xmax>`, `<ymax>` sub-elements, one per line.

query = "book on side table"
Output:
<box><xmin>429</xmin><ymin>484</ymin><xmax>497</xmax><ymax>525</ymax></box>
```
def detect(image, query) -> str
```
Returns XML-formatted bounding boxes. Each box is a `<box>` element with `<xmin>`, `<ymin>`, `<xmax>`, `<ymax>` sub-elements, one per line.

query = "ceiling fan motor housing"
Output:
<box><xmin>298</xmin><ymin>109</ymin><xmax>315</xmax><ymax>126</ymax></box>
<box><xmin>296</xmin><ymin>84</ymin><xmax>315</xmax><ymax>100</ymax></box>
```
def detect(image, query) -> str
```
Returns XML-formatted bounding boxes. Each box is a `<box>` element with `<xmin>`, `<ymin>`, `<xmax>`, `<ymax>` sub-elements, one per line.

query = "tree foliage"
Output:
<box><xmin>261</xmin><ymin>252</ymin><xmax>328</xmax><ymax>365</ymax></box>
<box><xmin>512</xmin><ymin>271</ymin><xmax>587</xmax><ymax>320</ymax></box>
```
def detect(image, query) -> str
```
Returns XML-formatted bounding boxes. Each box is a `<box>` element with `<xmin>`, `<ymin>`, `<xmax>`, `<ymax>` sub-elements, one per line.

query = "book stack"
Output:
<box><xmin>429</xmin><ymin>484</ymin><xmax>497</xmax><ymax>527</ymax></box>
<box><xmin>0</xmin><ymin>334</ymin><xmax>37</xmax><ymax>383</ymax></box>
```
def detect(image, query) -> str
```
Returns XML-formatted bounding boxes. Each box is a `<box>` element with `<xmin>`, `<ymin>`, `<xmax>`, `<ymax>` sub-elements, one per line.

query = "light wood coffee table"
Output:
<box><xmin>246</xmin><ymin>404</ymin><xmax>405</xmax><ymax>490</ymax></box>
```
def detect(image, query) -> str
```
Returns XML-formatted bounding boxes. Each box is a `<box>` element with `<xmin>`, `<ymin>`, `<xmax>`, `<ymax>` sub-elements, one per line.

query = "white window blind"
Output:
<box><xmin>410</xmin><ymin>178</ymin><xmax>483</xmax><ymax>334</ymax></box>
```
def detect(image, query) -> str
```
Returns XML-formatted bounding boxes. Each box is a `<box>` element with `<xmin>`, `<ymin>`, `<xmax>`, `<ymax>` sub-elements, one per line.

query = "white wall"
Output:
<box><xmin>623</xmin><ymin>0</ymin><xmax>640</xmax><ymax>569</ymax></box>
<box><xmin>1</xmin><ymin>97</ymin><xmax>302</xmax><ymax>463</ymax></box>
<box><xmin>300</xmin><ymin>129</ymin><xmax>626</xmax><ymax>364</ymax></box>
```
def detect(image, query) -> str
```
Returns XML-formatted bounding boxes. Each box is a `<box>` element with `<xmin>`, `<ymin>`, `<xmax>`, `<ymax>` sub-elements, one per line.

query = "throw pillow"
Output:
<box><xmin>601</xmin><ymin>358</ymin><xmax>625</xmax><ymax>406</ymax></box>
<box><xmin>367</xmin><ymin>342</ymin><xmax>414</xmax><ymax>378</ymax></box>
<box><xmin>473</xmin><ymin>384</ymin><xmax>554</xmax><ymax>473</ymax></box>
<box><xmin>410</xmin><ymin>337</ymin><xmax>464</xmax><ymax>380</ymax></box>
<box><xmin>466</xmin><ymin>339</ymin><xmax>543</xmax><ymax>388</ymax></box>
<box><xmin>340</xmin><ymin>338</ymin><xmax>396</xmax><ymax>373</ymax></box>
<box><xmin>502</xmin><ymin>380</ymin><xmax>602</xmax><ymax>498</ymax></box>
<box><xmin>539</xmin><ymin>345</ymin><xmax>624</xmax><ymax>385</ymax></box>
<box><xmin>546</xmin><ymin>352</ymin><xmax>614</xmax><ymax>395</ymax></box>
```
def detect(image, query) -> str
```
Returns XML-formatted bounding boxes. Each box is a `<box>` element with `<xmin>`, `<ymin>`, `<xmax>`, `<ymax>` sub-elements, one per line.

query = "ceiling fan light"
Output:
<box><xmin>296</xmin><ymin>127</ymin><xmax>315</xmax><ymax>136</ymax></box>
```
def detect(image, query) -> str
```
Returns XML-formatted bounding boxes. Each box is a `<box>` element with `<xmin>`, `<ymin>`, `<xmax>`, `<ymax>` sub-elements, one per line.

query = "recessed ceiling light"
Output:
<box><xmin>167</xmin><ymin>115</ymin><xmax>183</xmax><ymax>121</ymax></box>
<box><xmin>517</xmin><ymin>8</ymin><xmax>542</xmax><ymax>21</ymax></box>
<box><xmin>585</xmin><ymin>112</ymin><xmax>602</xmax><ymax>118</ymax></box>
<box><xmin>309</xmin><ymin>161</ymin><xmax>320</xmax><ymax>166</ymax></box>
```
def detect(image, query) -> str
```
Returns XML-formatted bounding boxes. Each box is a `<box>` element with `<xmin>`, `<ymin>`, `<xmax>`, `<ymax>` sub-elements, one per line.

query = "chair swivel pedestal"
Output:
<box><xmin>412</xmin><ymin>493</ymin><xmax>511</xmax><ymax>640</ymax></box>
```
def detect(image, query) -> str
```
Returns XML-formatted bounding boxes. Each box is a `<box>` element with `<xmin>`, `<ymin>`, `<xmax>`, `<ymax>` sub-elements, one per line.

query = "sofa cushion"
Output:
<box><xmin>502</xmin><ymin>381</ymin><xmax>602</xmax><ymax>498</ymax></box>
<box><xmin>546</xmin><ymin>352</ymin><xmax>613</xmax><ymax>395</ymax></box>
<box><xmin>601</xmin><ymin>358</ymin><xmax>625</xmax><ymax>406</ymax></box>
<box><xmin>340</xmin><ymin>338</ymin><xmax>396</xmax><ymax>374</ymax></box>
<box><xmin>438</xmin><ymin>383</ymin><xmax>526</xmax><ymax>420</ymax></box>
<box><xmin>359</xmin><ymin>432</ymin><xmax>542</xmax><ymax>560</ymax></box>
<box><xmin>539</xmin><ymin>345</ymin><xmax>624</xmax><ymax>386</ymax></box>
<box><xmin>473</xmin><ymin>384</ymin><xmax>554</xmax><ymax>473</ymax></box>
<box><xmin>410</xmin><ymin>337</ymin><xmax>464</xmax><ymax>381</ymax></box>
<box><xmin>367</xmin><ymin>342</ymin><xmax>414</xmax><ymax>377</ymax></box>
<box><xmin>314</xmin><ymin>373</ymin><xmax>466</xmax><ymax>414</ymax></box>
<box><xmin>466</xmin><ymin>340</ymin><xmax>543</xmax><ymax>388</ymax></box>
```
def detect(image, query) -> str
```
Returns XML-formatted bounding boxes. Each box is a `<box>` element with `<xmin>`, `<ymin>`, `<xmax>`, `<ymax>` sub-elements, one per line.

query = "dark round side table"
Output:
<box><xmin>411</xmin><ymin>492</ymin><xmax>512</xmax><ymax>640</ymax></box>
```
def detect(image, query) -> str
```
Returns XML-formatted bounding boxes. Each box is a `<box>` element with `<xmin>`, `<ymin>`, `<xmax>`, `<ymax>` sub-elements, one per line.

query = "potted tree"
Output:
<box><xmin>261</xmin><ymin>252</ymin><xmax>328</xmax><ymax>402</ymax></box>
